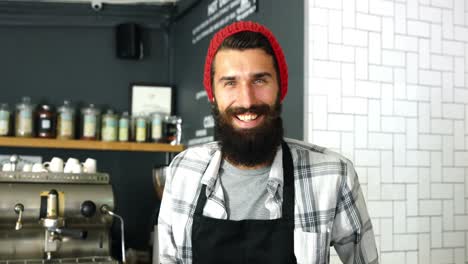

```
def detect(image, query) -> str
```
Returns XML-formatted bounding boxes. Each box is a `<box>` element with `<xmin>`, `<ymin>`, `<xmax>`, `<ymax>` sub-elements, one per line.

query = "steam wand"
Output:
<box><xmin>101</xmin><ymin>205</ymin><xmax>126</xmax><ymax>263</ymax></box>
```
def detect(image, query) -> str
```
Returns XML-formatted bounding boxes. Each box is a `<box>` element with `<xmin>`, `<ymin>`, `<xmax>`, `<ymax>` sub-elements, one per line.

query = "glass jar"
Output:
<box><xmin>150</xmin><ymin>112</ymin><xmax>164</xmax><ymax>142</ymax></box>
<box><xmin>15</xmin><ymin>96</ymin><xmax>33</xmax><ymax>137</ymax></box>
<box><xmin>118</xmin><ymin>111</ymin><xmax>130</xmax><ymax>142</ymax></box>
<box><xmin>163</xmin><ymin>116</ymin><xmax>182</xmax><ymax>145</ymax></box>
<box><xmin>57</xmin><ymin>100</ymin><xmax>75</xmax><ymax>139</ymax></box>
<box><xmin>35</xmin><ymin>104</ymin><xmax>56</xmax><ymax>138</ymax></box>
<box><xmin>0</xmin><ymin>103</ymin><xmax>10</xmax><ymax>136</ymax></box>
<box><xmin>101</xmin><ymin>109</ymin><xmax>118</xmax><ymax>142</ymax></box>
<box><xmin>80</xmin><ymin>104</ymin><xmax>100</xmax><ymax>140</ymax></box>
<box><xmin>135</xmin><ymin>115</ymin><xmax>147</xmax><ymax>143</ymax></box>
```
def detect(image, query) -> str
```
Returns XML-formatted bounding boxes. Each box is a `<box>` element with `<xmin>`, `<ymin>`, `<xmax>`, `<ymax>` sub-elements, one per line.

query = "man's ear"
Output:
<box><xmin>211</xmin><ymin>92</ymin><xmax>216</xmax><ymax>103</ymax></box>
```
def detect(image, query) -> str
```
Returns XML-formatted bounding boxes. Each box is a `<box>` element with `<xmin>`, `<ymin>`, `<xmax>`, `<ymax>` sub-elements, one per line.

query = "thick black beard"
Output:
<box><xmin>212</xmin><ymin>101</ymin><xmax>284</xmax><ymax>167</ymax></box>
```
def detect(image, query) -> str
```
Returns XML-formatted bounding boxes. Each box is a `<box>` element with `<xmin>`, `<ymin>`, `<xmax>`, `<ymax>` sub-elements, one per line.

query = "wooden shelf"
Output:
<box><xmin>0</xmin><ymin>137</ymin><xmax>184</xmax><ymax>153</ymax></box>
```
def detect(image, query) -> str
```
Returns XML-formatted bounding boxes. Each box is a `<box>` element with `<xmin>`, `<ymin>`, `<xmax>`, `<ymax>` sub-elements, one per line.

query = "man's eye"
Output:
<box><xmin>225</xmin><ymin>81</ymin><xmax>235</xmax><ymax>86</ymax></box>
<box><xmin>254</xmin><ymin>79</ymin><xmax>266</xmax><ymax>84</ymax></box>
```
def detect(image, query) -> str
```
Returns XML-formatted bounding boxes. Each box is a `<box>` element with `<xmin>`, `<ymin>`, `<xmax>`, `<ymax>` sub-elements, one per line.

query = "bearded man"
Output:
<box><xmin>158</xmin><ymin>21</ymin><xmax>378</xmax><ymax>264</ymax></box>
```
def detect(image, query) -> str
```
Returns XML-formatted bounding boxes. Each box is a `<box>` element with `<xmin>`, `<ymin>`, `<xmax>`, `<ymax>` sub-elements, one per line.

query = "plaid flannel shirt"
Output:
<box><xmin>158</xmin><ymin>138</ymin><xmax>378</xmax><ymax>264</ymax></box>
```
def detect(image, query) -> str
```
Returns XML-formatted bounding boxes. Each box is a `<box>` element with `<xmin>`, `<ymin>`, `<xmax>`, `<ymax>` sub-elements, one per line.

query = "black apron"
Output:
<box><xmin>191</xmin><ymin>141</ymin><xmax>297</xmax><ymax>264</ymax></box>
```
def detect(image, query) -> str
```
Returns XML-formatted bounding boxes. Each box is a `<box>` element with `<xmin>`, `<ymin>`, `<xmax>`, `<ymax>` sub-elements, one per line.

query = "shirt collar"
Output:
<box><xmin>200</xmin><ymin>144</ymin><xmax>284</xmax><ymax>198</ymax></box>
<box><xmin>266</xmin><ymin>145</ymin><xmax>283</xmax><ymax>197</ymax></box>
<box><xmin>201</xmin><ymin>149</ymin><xmax>222</xmax><ymax>195</ymax></box>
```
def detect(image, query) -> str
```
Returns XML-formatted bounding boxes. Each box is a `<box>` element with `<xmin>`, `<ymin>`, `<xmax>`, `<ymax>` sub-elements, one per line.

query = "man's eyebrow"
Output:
<box><xmin>252</xmin><ymin>72</ymin><xmax>273</xmax><ymax>78</ymax></box>
<box><xmin>218</xmin><ymin>76</ymin><xmax>236</xmax><ymax>82</ymax></box>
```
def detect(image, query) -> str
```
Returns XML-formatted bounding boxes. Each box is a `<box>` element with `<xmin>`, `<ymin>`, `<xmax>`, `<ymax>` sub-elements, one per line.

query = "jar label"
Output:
<box><xmin>58</xmin><ymin>112</ymin><xmax>73</xmax><ymax>137</ymax></box>
<box><xmin>135</xmin><ymin>118</ymin><xmax>145</xmax><ymax>141</ymax></box>
<box><xmin>136</xmin><ymin>118</ymin><xmax>146</xmax><ymax>128</ymax></box>
<box><xmin>135</xmin><ymin>118</ymin><xmax>146</xmax><ymax>141</ymax></box>
<box><xmin>119</xmin><ymin>128</ymin><xmax>128</xmax><ymax>141</ymax></box>
<box><xmin>152</xmin><ymin>118</ymin><xmax>162</xmax><ymax>126</ymax></box>
<box><xmin>118</xmin><ymin>119</ymin><xmax>129</xmax><ymax>141</ymax></box>
<box><xmin>61</xmin><ymin>112</ymin><xmax>72</xmax><ymax>121</ymax></box>
<box><xmin>102</xmin><ymin>127</ymin><xmax>117</xmax><ymax>141</ymax></box>
<box><xmin>104</xmin><ymin>117</ymin><xmax>117</xmax><ymax>128</ymax></box>
<box><xmin>119</xmin><ymin>119</ymin><xmax>129</xmax><ymax>128</ymax></box>
<box><xmin>59</xmin><ymin>120</ymin><xmax>73</xmax><ymax>137</ymax></box>
<box><xmin>41</xmin><ymin>119</ymin><xmax>51</xmax><ymax>129</ymax></box>
<box><xmin>102</xmin><ymin>116</ymin><xmax>117</xmax><ymax>141</ymax></box>
<box><xmin>136</xmin><ymin>127</ymin><xmax>146</xmax><ymax>142</ymax></box>
<box><xmin>84</xmin><ymin>115</ymin><xmax>96</xmax><ymax>137</ymax></box>
<box><xmin>18</xmin><ymin>110</ymin><xmax>32</xmax><ymax>134</ymax></box>
<box><xmin>152</xmin><ymin>123</ymin><xmax>162</xmax><ymax>140</ymax></box>
<box><xmin>0</xmin><ymin>110</ymin><xmax>9</xmax><ymax>120</ymax></box>
<box><xmin>0</xmin><ymin>120</ymin><xmax>8</xmax><ymax>135</ymax></box>
<box><xmin>20</xmin><ymin>110</ymin><xmax>31</xmax><ymax>119</ymax></box>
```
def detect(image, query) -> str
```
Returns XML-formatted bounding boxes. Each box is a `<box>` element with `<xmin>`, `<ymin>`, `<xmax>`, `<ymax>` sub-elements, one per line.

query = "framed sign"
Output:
<box><xmin>130</xmin><ymin>83</ymin><xmax>173</xmax><ymax>116</ymax></box>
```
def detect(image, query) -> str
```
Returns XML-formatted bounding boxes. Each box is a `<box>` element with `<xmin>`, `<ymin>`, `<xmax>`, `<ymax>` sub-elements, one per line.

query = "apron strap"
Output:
<box><xmin>281</xmin><ymin>141</ymin><xmax>295</xmax><ymax>221</ymax></box>
<box><xmin>194</xmin><ymin>184</ymin><xmax>208</xmax><ymax>216</ymax></box>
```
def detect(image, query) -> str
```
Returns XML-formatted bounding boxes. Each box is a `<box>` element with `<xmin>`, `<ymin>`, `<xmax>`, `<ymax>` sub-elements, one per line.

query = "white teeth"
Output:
<box><xmin>237</xmin><ymin>114</ymin><xmax>258</xmax><ymax>121</ymax></box>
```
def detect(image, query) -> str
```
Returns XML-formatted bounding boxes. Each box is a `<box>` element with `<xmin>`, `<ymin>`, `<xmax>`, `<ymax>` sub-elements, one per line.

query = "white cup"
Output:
<box><xmin>71</xmin><ymin>163</ymin><xmax>83</xmax><ymax>174</ymax></box>
<box><xmin>65</xmin><ymin>163</ymin><xmax>83</xmax><ymax>174</ymax></box>
<box><xmin>32</xmin><ymin>163</ymin><xmax>47</xmax><ymax>173</ymax></box>
<box><xmin>64</xmin><ymin>158</ymin><xmax>80</xmax><ymax>173</ymax></box>
<box><xmin>83</xmin><ymin>158</ymin><xmax>97</xmax><ymax>173</ymax></box>
<box><xmin>2</xmin><ymin>163</ymin><xmax>12</xmax><ymax>172</ymax></box>
<box><xmin>66</xmin><ymin>157</ymin><xmax>80</xmax><ymax>165</ymax></box>
<box><xmin>44</xmin><ymin>157</ymin><xmax>64</xmax><ymax>173</ymax></box>
<box><xmin>22</xmin><ymin>163</ymin><xmax>32</xmax><ymax>172</ymax></box>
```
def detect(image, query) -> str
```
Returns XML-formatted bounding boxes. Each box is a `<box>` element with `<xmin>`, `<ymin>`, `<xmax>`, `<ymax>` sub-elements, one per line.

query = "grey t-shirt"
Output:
<box><xmin>219</xmin><ymin>160</ymin><xmax>271</xmax><ymax>220</ymax></box>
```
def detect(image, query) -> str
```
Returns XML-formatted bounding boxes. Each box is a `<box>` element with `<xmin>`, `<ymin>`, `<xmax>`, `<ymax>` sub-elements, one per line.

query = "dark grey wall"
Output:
<box><xmin>171</xmin><ymin>0</ymin><xmax>305</xmax><ymax>142</ymax></box>
<box><xmin>1</xmin><ymin>26</ymin><xmax>169</xmax><ymax>108</ymax></box>
<box><xmin>0</xmin><ymin>25</ymin><xmax>170</xmax><ymax>255</ymax></box>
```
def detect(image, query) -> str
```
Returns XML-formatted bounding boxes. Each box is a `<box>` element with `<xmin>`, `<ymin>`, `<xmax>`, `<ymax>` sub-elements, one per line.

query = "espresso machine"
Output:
<box><xmin>0</xmin><ymin>156</ymin><xmax>122</xmax><ymax>263</ymax></box>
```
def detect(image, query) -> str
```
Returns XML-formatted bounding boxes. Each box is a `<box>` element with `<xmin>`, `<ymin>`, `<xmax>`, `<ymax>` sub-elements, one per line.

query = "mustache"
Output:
<box><xmin>225</xmin><ymin>104</ymin><xmax>276</xmax><ymax>117</ymax></box>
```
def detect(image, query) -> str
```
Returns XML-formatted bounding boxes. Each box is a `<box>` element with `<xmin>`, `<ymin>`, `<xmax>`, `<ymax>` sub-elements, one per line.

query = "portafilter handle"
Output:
<box><xmin>14</xmin><ymin>203</ymin><xmax>24</xmax><ymax>230</ymax></box>
<box><xmin>54</xmin><ymin>227</ymin><xmax>87</xmax><ymax>239</ymax></box>
<box><xmin>101</xmin><ymin>205</ymin><xmax>126</xmax><ymax>263</ymax></box>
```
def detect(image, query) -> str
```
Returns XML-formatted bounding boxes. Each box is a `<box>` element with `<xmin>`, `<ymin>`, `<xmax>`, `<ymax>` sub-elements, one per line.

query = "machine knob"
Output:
<box><xmin>80</xmin><ymin>200</ymin><xmax>96</xmax><ymax>218</ymax></box>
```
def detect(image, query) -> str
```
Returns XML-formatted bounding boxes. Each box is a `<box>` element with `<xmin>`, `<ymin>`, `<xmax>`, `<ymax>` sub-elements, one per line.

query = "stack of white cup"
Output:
<box><xmin>18</xmin><ymin>157</ymin><xmax>97</xmax><ymax>173</ymax></box>
<box><xmin>61</xmin><ymin>157</ymin><xmax>97</xmax><ymax>173</ymax></box>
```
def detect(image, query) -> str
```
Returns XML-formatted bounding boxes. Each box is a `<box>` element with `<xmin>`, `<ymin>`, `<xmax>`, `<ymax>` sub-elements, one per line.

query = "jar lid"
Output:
<box><xmin>39</xmin><ymin>104</ymin><xmax>54</xmax><ymax>111</ymax></box>
<box><xmin>151</xmin><ymin>112</ymin><xmax>164</xmax><ymax>117</ymax></box>
<box><xmin>21</xmin><ymin>97</ymin><xmax>31</xmax><ymax>103</ymax></box>
<box><xmin>81</xmin><ymin>104</ymin><xmax>100</xmax><ymax>114</ymax></box>
<box><xmin>16</xmin><ymin>97</ymin><xmax>32</xmax><ymax>109</ymax></box>
<box><xmin>58</xmin><ymin>101</ymin><xmax>74</xmax><ymax>112</ymax></box>
<box><xmin>164</xmin><ymin>115</ymin><xmax>182</xmax><ymax>123</ymax></box>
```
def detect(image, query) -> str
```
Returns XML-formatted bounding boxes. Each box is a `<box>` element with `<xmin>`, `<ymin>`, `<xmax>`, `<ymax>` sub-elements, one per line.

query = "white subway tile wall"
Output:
<box><xmin>304</xmin><ymin>0</ymin><xmax>468</xmax><ymax>263</ymax></box>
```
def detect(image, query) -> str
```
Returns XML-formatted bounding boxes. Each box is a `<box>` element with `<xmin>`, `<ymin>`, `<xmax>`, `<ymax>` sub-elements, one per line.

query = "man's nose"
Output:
<box><xmin>237</xmin><ymin>82</ymin><xmax>255</xmax><ymax>108</ymax></box>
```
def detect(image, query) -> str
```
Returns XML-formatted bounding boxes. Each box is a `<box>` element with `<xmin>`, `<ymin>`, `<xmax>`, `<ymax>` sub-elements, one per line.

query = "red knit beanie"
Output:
<box><xmin>203</xmin><ymin>21</ymin><xmax>288</xmax><ymax>102</ymax></box>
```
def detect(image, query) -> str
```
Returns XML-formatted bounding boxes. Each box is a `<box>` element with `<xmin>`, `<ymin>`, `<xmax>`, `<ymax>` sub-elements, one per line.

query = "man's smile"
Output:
<box><xmin>236</xmin><ymin>113</ymin><xmax>258</xmax><ymax>121</ymax></box>
<box><xmin>231</xmin><ymin>112</ymin><xmax>265</xmax><ymax>129</ymax></box>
